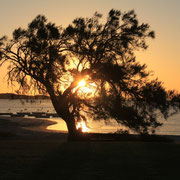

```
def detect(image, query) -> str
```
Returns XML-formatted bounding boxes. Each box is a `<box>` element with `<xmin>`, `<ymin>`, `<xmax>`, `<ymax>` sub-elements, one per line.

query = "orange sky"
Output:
<box><xmin>0</xmin><ymin>0</ymin><xmax>180</xmax><ymax>93</ymax></box>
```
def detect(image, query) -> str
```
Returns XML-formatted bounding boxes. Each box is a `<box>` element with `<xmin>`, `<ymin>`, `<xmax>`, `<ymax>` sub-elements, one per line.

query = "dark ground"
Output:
<box><xmin>0</xmin><ymin>116</ymin><xmax>180</xmax><ymax>180</ymax></box>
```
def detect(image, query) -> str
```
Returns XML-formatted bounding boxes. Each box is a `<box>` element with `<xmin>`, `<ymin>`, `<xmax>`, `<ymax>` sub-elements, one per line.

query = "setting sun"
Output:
<box><xmin>73</xmin><ymin>78</ymin><xmax>97</xmax><ymax>97</ymax></box>
<box><xmin>78</xmin><ymin>79</ymin><xmax>86</xmax><ymax>87</ymax></box>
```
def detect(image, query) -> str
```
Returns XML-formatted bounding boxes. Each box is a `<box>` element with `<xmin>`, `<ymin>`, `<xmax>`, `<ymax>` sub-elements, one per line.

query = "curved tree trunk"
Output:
<box><xmin>65</xmin><ymin>116</ymin><xmax>80</xmax><ymax>141</ymax></box>
<box><xmin>56</xmin><ymin>106</ymin><xmax>81</xmax><ymax>141</ymax></box>
<box><xmin>46</xmin><ymin>84</ymin><xmax>83</xmax><ymax>141</ymax></box>
<box><xmin>56</xmin><ymin>106</ymin><xmax>80</xmax><ymax>141</ymax></box>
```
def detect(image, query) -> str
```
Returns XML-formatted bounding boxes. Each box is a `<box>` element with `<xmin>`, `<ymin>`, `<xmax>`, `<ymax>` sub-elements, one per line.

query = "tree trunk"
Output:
<box><xmin>46</xmin><ymin>85</ymin><xmax>83</xmax><ymax>141</ymax></box>
<box><xmin>65</xmin><ymin>117</ymin><xmax>80</xmax><ymax>141</ymax></box>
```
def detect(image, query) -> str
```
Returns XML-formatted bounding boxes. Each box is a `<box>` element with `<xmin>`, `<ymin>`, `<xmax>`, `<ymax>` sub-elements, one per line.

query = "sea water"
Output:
<box><xmin>0</xmin><ymin>99</ymin><xmax>180</xmax><ymax>135</ymax></box>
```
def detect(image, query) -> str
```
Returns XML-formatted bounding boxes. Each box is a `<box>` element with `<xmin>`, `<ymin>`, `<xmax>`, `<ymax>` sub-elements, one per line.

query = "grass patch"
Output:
<box><xmin>31</xmin><ymin>142</ymin><xmax>180</xmax><ymax>180</ymax></box>
<box><xmin>0</xmin><ymin>132</ymin><xmax>17</xmax><ymax>137</ymax></box>
<box><xmin>0</xmin><ymin>139</ymin><xmax>61</xmax><ymax>180</ymax></box>
<box><xmin>1</xmin><ymin>139</ymin><xmax>179</xmax><ymax>180</ymax></box>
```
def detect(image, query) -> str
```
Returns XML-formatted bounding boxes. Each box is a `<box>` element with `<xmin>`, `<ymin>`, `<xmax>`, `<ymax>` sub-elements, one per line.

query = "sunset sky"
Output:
<box><xmin>0</xmin><ymin>0</ymin><xmax>180</xmax><ymax>93</ymax></box>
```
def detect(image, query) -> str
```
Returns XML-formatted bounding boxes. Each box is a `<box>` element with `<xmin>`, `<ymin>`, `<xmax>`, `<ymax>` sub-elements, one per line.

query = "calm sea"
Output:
<box><xmin>0</xmin><ymin>99</ymin><xmax>180</xmax><ymax>135</ymax></box>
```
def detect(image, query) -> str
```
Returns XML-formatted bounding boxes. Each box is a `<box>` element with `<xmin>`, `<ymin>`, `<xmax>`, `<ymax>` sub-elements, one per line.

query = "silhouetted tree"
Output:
<box><xmin>0</xmin><ymin>10</ymin><xmax>180</xmax><ymax>140</ymax></box>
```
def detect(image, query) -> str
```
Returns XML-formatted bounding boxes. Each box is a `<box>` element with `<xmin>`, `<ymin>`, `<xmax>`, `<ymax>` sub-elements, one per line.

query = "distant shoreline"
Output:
<box><xmin>0</xmin><ymin>93</ymin><xmax>50</xmax><ymax>99</ymax></box>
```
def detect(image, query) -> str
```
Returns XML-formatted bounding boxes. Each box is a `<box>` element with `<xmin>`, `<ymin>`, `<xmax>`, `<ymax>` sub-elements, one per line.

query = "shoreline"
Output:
<box><xmin>0</xmin><ymin>116</ymin><xmax>68</xmax><ymax>140</ymax></box>
<box><xmin>0</xmin><ymin>116</ymin><xmax>180</xmax><ymax>142</ymax></box>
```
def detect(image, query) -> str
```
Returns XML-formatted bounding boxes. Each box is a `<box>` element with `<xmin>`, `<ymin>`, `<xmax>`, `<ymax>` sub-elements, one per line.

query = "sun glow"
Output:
<box><xmin>73</xmin><ymin>79</ymin><xmax>90</xmax><ymax>93</ymax></box>
<box><xmin>78</xmin><ymin>79</ymin><xmax>86</xmax><ymax>87</ymax></box>
<box><xmin>72</xmin><ymin>77</ymin><xmax>97</xmax><ymax>98</ymax></box>
<box><xmin>76</xmin><ymin>121</ymin><xmax>90</xmax><ymax>132</ymax></box>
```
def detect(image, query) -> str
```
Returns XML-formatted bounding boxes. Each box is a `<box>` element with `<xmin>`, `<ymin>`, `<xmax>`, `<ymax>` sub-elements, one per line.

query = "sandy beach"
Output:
<box><xmin>1</xmin><ymin>116</ymin><xmax>180</xmax><ymax>143</ymax></box>
<box><xmin>0</xmin><ymin>116</ymin><xmax>68</xmax><ymax>140</ymax></box>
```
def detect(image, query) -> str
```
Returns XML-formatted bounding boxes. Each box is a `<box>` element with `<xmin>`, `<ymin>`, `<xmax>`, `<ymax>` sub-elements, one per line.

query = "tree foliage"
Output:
<box><xmin>0</xmin><ymin>9</ymin><xmax>180</xmax><ymax>136</ymax></box>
